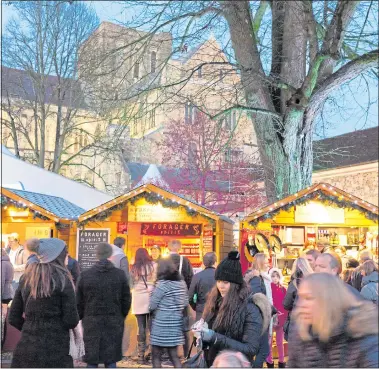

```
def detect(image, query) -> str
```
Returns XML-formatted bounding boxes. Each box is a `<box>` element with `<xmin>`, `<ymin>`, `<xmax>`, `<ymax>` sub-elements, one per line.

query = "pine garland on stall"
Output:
<box><xmin>249</xmin><ymin>189</ymin><xmax>378</xmax><ymax>227</ymax></box>
<box><xmin>77</xmin><ymin>191</ymin><xmax>215</xmax><ymax>227</ymax></box>
<box><xmin>1</xmin><ymin>195</ymin><xmax>51</xmax><ymax>221</ymax></box>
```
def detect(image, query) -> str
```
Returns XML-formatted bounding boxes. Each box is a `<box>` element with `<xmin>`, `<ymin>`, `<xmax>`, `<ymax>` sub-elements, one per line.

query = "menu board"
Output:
<box><xmin>202</xmin><ymin>224</ymin><xmax>214</xmax><ymax>254</ymax></box>
<box><xmin>76</xmin><ymin>229</ymin><xmax>110</xmax><ymax>270</ymax></box>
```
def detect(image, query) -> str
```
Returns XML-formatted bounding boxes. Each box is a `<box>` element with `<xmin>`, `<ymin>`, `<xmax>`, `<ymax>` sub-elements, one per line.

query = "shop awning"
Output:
<box><xmin>244</xmin><ymin>182</ymin><xmax>379</xmax><ymax>226</ymax></box>
<box><xmin>1</xmin><ymin>187</ymin><xmax>85</xmax><ymax>223</ymax></box>
<box><xmin>77</xmin><ymin>183</ymin><xmax>233</xmax><ymax>225</ymax></box>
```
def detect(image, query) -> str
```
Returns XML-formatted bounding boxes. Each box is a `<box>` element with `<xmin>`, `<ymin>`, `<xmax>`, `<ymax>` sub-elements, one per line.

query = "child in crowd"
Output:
<box><xmin>266</xmin><ymin>268</ymin><xmax>288</xmax><ymax>368</ymax></box>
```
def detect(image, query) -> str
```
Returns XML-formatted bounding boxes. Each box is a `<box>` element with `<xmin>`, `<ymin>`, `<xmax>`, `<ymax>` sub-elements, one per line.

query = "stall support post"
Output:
<box><xmin>215</xmin><ymin>220</ymin><xmax>221</xmax><ymax>261</ymax></box>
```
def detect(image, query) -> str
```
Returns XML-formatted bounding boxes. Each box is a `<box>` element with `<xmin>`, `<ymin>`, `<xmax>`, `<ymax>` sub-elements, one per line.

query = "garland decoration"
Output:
<box><xmin>1</xmin><ymin>195</ymin><xmax>51</xmax><ymax>221</ymax></box>
<box><xmin>249</xmin><ymin>189</ymin><xmax>378</xmax><ymax>227</ymax></box>
<box><xmin>78</xmin><ymin>191</ymin><xmax>216</xmax><ymax>227</ymax></box>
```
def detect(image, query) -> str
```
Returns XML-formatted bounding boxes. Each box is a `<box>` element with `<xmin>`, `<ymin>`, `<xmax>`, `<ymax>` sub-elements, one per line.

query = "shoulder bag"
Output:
<box><xmin>182</xmin><ymin>336</ymin><xmax>208</xmax><ymax>368</ymax></box>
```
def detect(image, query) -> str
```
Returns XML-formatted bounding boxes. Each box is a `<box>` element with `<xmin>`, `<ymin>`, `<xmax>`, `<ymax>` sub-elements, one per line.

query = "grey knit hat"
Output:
<box><xmin>38</xmin><ymin>238</ymin><xmax>66</xmax><ymax>264</ymax></box>
<box><xmin>96</xmin><ymin>242</ymin><xmax>113</xmax><ymax>260</ymax></box>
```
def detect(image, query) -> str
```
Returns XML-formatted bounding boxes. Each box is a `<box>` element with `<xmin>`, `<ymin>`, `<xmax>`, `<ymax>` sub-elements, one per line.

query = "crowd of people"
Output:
<box><xmin>1</xmin><ymin>232</ymin><xmax>378</xmax><ymax>368</ymax></box>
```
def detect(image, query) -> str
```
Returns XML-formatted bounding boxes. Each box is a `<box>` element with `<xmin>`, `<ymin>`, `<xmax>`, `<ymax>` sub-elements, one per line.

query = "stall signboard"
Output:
<box><xmin>129</xmin><ymin>204</ymin><xmax>185</xmax><ymax>222</ymax></box>
<box><xmin>77</xmin><ymin>229</ymin><xmax>110</xmax><ymax>270</ymax></box>
<box><xmin>25</xmin><ymin>226</ymin><xmax>51</xmax><ymax>239</ymax></box>
<box><xmin>295</xmin><ymin>202</ymin><xmax>345</xmax><ymax>224</ymax></box>
<box><xmin>202</xmin><ymin>225</ymin><xmax>214</xmax><ymax>253</ymax></box>
<box><xmin>141</xmin><ymin>223</ymin><xmax>202</xmax><ymax>236</ymax></box>
<box><xmin>117</xmin><ymin>222</ymin><xmax>128</xmax><ymax>234</ymax></box>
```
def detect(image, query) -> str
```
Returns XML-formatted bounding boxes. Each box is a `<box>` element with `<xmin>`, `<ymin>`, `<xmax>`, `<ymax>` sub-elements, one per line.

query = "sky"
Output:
<box><xmin>2</xmin><ymin>1</ymin><xmax>378</xmax><ymax>139</ymax></box>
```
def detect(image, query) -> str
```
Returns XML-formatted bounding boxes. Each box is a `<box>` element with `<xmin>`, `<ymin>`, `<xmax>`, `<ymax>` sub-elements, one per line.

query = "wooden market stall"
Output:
<box><xmin>240</xmin><ymin>182</ymin><xmax>379</xmax><ymax>275</ymax></box>
<box><xmin>73</xmin><ymin>183</ymin><xmax>234</xmax><ymax>271</ymax></box>
<box><xmin>1</xmin><ymin>187</ymin><xmax>85</xmax><ymax>247</ymax></box>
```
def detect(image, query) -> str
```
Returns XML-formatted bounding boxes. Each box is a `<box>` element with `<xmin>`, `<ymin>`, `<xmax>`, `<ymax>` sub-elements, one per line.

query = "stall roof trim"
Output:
<box><xmin>2</xmin><ymin>187</ymin><xmax>85</xmax><ymax>221</ymax></box>
<box><xmin>244</xmin><ymin>182</ymin><xmax>379</xmax><ymax>222</ymax></box>
<box><xmin>78</xmin><ymin>183</ymin><xmax>234</xmax><ymax>224</ymax></box>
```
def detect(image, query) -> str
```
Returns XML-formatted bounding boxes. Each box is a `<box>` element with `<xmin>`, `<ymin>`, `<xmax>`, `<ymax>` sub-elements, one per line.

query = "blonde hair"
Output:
<box><xmin>360</xmin><ymin>260</ymin><xmax>378</xmax><ymax>276</ymax></box>
<box><xmin>251</xmin><ymin>253</ymin><xmax>267</xmax><ymax>272</ymax></box>
<box><xmin>212</xmin><ymin>350</ymin><xmax>251</xmax><ymax>368</ymax></box>
<box><xmin>291</xmin><ymin>257</ymin><xmax>313</xmax><ymax>289</ymax></box>
<box><xmin>293</xmin><ymin>273</ymin><xmax>361</xmax><ymax>342</ymax></box>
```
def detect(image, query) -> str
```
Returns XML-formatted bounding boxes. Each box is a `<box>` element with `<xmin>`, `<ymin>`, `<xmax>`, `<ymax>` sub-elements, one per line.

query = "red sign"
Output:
<box><xmin>117</xmin><ymin>222</ymin><xmax>128</xmax><ymax>234</ymax></box>
<box><xmin>141</xmin><ymin>223</ymin><xmax>202</xmax><ymax>236</ymax></box>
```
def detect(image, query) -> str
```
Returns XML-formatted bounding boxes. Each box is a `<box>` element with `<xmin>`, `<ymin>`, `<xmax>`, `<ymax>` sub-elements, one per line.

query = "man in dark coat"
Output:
<box><xmin>189</xmin><ymin>252</ymin><xmax>217</xmax><ymax>320</ymax></box>
<box><xmin>64</xmin><ymin>246</ymin><xmax>80</xmax><ymax>285</ymax></box>
<box><xmin>76</xmin><ymin>243</ymin><xmax>131</xmax><ymax>368</ymax></box>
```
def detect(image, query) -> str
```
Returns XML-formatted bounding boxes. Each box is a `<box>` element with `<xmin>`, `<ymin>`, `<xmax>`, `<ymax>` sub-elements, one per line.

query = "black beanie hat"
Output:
<box><xmin>215</xmin><ymin>250</ymin><xmax>244</xmax><ymax>285</ymax></box>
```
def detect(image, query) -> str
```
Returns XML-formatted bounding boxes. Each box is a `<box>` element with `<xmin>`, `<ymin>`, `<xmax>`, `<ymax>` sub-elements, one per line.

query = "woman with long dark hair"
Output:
<box><xmin>9</xmin><ymin>238</ymin><xmax>79</xmax><ymax>368</ymax></box>
<box><xmin>130</xmin><ymin>247</ymin><xmax>157</xmax><ymax>364</ymax></box>
<box><xmin>149</xmin><ymin>258</ymin><xmax>188</xmax><ymax>368</ymax></box>
<box><xmin>192</xmin><ymin>251</ymin><xmax>271</xmax><ymax>367</ymax></box>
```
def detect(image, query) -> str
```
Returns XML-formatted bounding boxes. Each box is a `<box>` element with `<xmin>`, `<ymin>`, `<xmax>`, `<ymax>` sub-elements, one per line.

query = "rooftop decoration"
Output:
<box><xmin>245</xmin><ymin>183</ymin><xmax>378</xmax><ymax>227</ymax></box>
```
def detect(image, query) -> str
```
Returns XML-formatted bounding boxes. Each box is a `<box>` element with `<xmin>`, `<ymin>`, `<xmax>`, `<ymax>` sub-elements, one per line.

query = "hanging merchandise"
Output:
<box><xmin>269</xmin><ymin>234</ymin><xmax>282</xmax><ymax>254</ymax></box>
<box><xmin>255</xmin><ymin>233</ymin><xmax>269</xmax><ymax>252</ymax></box>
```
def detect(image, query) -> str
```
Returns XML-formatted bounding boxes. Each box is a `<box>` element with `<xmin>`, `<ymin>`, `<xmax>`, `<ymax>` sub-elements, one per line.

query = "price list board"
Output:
<box><xmin>76</xmin><ymin>229</ymin><xmax>110</xmax><ymax>271</ymax></box>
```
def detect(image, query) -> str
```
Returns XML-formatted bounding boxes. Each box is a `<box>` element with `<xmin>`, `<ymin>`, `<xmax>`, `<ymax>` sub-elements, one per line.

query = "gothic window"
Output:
<box><xmin>133</xmin><ymin>118</ymin><xmax>138</xmax><ymax>135</ymax></box>
<box><xmin>185</xmin><ymin>102</ymin><xmax>196</xmax><ymax>124</ymax></box>
<box><xmin>148</xmin><ymin>109</ymin><xmax>156</xmax><ymax>129</ymax></box>
<box><xmin>197</xmin><ymin>66</ymin><xmax>202</xmax><ymax>78</ymax></box>
<box><xmin>151</xmin><ymin>51</ymin><xmax>157</xmax><ymax>73</ymax></box>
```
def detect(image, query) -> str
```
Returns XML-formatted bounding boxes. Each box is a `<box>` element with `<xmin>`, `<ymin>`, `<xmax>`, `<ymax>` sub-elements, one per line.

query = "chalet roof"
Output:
<box><xmin>244</xmin><ymin>182</ymin><xmax>378</xmax><ymax>225</ymax></box>
<box><xmin>313</xmin><ymin>127</ymin><xmax>378</xmax><ymax>171</ymax></box>
<box><xmin>1</xmin><ymin>66</ymin><xmax>88</xmax><ymax>109</ymax></box>
<box><xmin>78</xmin><ymin>183</ymin><xmax>234</xmax><ymax>224</ymax></box>
<box><xmin>2</xmin><ymin>187</ymin><xmax>85</xmax><ymax>221</ymax></box>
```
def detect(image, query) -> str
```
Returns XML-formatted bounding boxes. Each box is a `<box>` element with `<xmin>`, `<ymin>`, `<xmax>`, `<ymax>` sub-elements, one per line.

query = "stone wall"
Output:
<box><xmin>313</xmin><ymin>168</ymin><xmax>378</xmax><ymax>206</ymax></box>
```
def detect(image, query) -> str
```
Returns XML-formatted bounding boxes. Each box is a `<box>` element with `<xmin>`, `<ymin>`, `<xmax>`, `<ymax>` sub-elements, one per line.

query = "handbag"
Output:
<box><xmin>69</xmin><ymin>321</ymin><xmax>85</xmax><ymax>360</ymax></box>
<box><xmin>182</xmin><ymin>337</ymin><xmax>208</xmax><ymax>368</ymax></box>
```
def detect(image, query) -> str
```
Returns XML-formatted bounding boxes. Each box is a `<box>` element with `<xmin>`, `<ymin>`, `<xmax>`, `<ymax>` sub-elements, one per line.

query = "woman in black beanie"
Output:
<box><xmin>192</xmin><ymin>251</ymin><xmax>271</xmax><ymax>367</ymax></box>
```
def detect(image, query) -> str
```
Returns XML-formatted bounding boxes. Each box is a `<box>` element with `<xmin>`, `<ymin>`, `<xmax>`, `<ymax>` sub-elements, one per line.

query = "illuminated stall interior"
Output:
<box><xmin>75</xmin><ymin>183</ymin><xmax>234</xmax><ymax>268</ymax></box>
<box><xmin>1</xmin><ymin>187</ymin><xmax>84</xmax><ymax>246</ymax></box>
<box><xmin>241</xmin><ymin>183</ymin><xmax>379</xmax><ymax>277</ymax></box>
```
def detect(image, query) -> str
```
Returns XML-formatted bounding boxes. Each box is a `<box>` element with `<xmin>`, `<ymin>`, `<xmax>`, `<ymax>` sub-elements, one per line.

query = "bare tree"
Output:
<box><xmin>1</xmin><ymin>1</ymin><xmax>103</xmax><ymax>175</ymax></box>
<box><xmin>81</xmin><ymin>0</ymin><xmax>378</xmax><ymax>202</ymax></box>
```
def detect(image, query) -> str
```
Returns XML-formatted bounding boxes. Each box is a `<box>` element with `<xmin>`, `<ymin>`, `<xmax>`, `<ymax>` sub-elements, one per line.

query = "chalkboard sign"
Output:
<box><xmin>76</xmin><ymin>228</ymin><xmax>110</xmax><ymax>271</ymax></box>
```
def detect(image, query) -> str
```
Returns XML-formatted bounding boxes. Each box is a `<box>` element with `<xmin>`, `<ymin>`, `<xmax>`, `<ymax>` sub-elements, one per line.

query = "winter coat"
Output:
<box><xmin>76</xmin><ymin>260</ymin><xmax>131</xmax><ymax>365</ymax></box>
<box><xmin>67</xmin><ymin>256</ymin><xmax>80</xmax><ymax>286</ymax></box>
<box><xmin>131</xmin><ymin>262</ymin><xmax>157</xmax><ymax>315</ymax></box>
<box><xmin>169</xmin><ymin>253</ymin><xmax>194</xmax><ymax>289</ymax></box>
<box><xmin>351</xmin><ymin>268</ymin><xmax>364</xmax><ymax>291</ymax></box>
<box><xmin>9</xmin><ymin>274</ymin><xmax>79</xmax><ymax>368</ymax></box>
<box><xmin>270</xmin><ymin>283</ymin><xmax>288</xmax><ymax>327</ymax></box>
<box><xmin>149</xmin><ymin>279</ymin><xmax>188</xmax><ymax>347</ymax></box>
<box><xmin>1</xmin><ymin>253</ymin><xmax>14</xmax><ymax>301</ymax></box>
<box><xmin>360</xmin><ymin>271</ymin><xmax>378</xmax><ymax>304</ymax></box>
<box><xmin>203</xmin><ymin>292</ymin><xmax>271</xmax><ymax>367</ymax></box>
<box><xmin>108</xmin><ymin>245</ymin><xmax>130</xmax><ymax>281</ymax></box>
<box><xmin>283</xmin><ymin>278</ymin><xmax>299</xmax><ymax>313</ymax></box>
<box><xmin>288</xmin><ymin>302</ymin><xmax>379</xmax><ymax>368</ymax></box>
<box><xmin>188</xmin><ymin>267</ymin><xmax>216</xmax><ymax>319</ymax></box>
<box><xmin>6</xmin><ymin>246</ymin><xmax>28</xmax><ymax>283</ymax></box>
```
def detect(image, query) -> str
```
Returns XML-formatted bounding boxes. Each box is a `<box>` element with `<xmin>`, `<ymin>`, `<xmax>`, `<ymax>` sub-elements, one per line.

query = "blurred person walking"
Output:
<box><xmin>342</xmin><ymin>258</ymin><xmax>360</xmax><ymax>286</ymax></box>
<box><xmin>288</xmin><ymin>273</ymin><xmax>378</xmax><ymax>368</ymax></box>
<box><xmin>130</xmin><ymin>247</ymin><xmax>157</xmax><ymax>364</ymax></box>
<box><xmin>1</xmin><ymin>248</ymin><xmax>14</xmax><ymax>348</ymax></box>
<box><xmin>64</xmin><ymin>246</ymin><xmax>81</xmax><ymax>285</ymax></box>
<box><xmin>149</xmin><ymin>258</ymin><xmax>188</xmax><ymax>368</ymax></box>
<box><xmin>76</xmin><ymin>243</ymin><xmax>131</xmax><ymax>368</ymax></box>
<box><xmin>193</xmin><ymin>251</ymin><xmax>270</xmax><ymax>368</ymax></box>
<box><xmin>9</xmin><ymin>238</ymin><xmax>79</xmax><ymax>368</ymax></box>
<box><xmin>351</xmin><ymin>251</ymin><xmax>373</xmax><ymax>291</ymax></box>
<box><xmin>25</xmin><ymin>238</ymin><xmax>40</xmax><ymax>266</ymax></box>
<box><xmin>212</xmin><ymin>350</ymin><xmax>251</xmax><ymax>368</ymax></box>
<box><xmin>359</xmin><ymin>260</ymin><xmax>378</xmax><ymax>304</ymax></box>
<box><xmin>244</xmin><ymin>253</ymin><xmax>273</xmax><ymax>368</ymax></box>
<box><xmin>266</xmin><ymin>268</ymin><xmax>288</xmax><ymax>368</ymax></box>
<box><xmin>189</xmin><ymin>252</ymin><xmax>217</xmax><ymax>320</ymax></box>
<box><xmin>283</xmin><ymin>257</ymin><xmax>313</xmax><ymax>341</ymax></box>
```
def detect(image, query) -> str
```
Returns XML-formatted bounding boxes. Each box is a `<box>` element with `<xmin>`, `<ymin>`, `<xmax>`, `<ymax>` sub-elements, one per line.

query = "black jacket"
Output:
<box><xmin>188</xmin><ymin>267</ymin><xmax>215</xmax><ymax>316</ymax></box>
<box><xmin>203</xmin><ymin>292</ymin><xmax>271</xmax><ymax>367</ymax></box>
<box><xmin>169</xmin><ymin>253</ymin><xmax>194</xmax><ymax>289</ymax></box>
<box><xmin>351</xmin><ymin>268</ymin><xmax>364</xmax><ymax>291</ymax></box>
<box><xmin>76</xmin><ymin>260</ymin><xmax>131</xmax><ymax>365</ymax></box>
<box><xmin>9</xmin><ymin>274</ymin><xmax>79</xmax><ymax>368</ymax></box>
<box><xmin>283</xmin><ymin>279</ymin><xmax>298</xmax><ymax>312</ymax></box>
<box><xmin>67</xmin><ymin>256</ymin><xmax>80</xmax><ymax>285</ymax></box>
<box><xmin>248</xmin><ymin>275</ymin><xmax>267</xmax><ymax>296</ymax></box>
<box><xmin>288</xmin><ymin>303</ymin><xmax>379</xmax><ymax>368</ymax></box>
